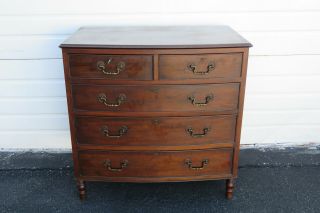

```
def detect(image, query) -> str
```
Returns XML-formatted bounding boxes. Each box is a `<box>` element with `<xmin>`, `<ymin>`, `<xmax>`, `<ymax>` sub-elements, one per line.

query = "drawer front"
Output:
<box><xmin>78</xmin><ymin>149</ymin><xmax>232</xmax><ymax>177</ymax></box>
<box><xmin>69</xmin><ymin>54</ymin><xmax>153</xmax><ymax>80</ymax></box>
<box><xmin>159</xmin><ymin>53</ymin><xmax>242</xmax><ymax>80</ymax></box>
<box><xmin>75</xmin><ymin>115</ymin><xmax>236</xmax><ymax>146</ymax></box>
<box><xmin>72</xmin><ymin>83</ymin><xmax>239</xmax><ymax>112</ymax></box>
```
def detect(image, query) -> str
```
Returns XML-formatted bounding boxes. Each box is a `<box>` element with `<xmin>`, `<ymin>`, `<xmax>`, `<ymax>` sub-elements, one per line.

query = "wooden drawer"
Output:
<box><xmin>159</xmin><ymin>53</ymin><xmax>242</xmax><ymax>80</ymax></box>
<box><xmin>69</xmin><ymin>54</ymin><xmax>153</xmax><ymax>80</ymax></box>
<box><xmin>72</xmin><ymin>83</ymin><xmax>239</xmax><ymax>112</ymax></box>
<box><xmin>78</xmin><ymin>149</ymin><xmax>232</xmax><ymax>178</ymax></box>
<box><xmin>75</xmin><ymin>115</ymin><xmax>236</xmax><ymax>147</ymax></box>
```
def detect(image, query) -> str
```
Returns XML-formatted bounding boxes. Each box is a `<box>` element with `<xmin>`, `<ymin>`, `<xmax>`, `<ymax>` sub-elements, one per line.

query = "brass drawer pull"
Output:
<box><xmin>187</xmin><ymin>63</ymin><xmax>215</xmax><ymax>75</ymax></box>
<box><xmin>186</xmin><ymin>127</ymin><xmax>209</xmax><ymax>138</ymax></box>
<box><xmin>97</xmin><ymin>58</ymin><xmax>126</xmax><ymax>75</ymax></box>
<box><xmin>185</xmin><ymin>159</ymin><xmax>209</xmax><ymax>170</ymax></box>
<box><xmin>188</xmin><ymin>94</ymin><xmax>213</xmax><ymax>106</ymax></box>
<box><xmin>101</xmin><ymin>126</ymin><xmax>128</xmax><ymax>138</ymax></box>
<box><xmin>104</xmin><ymin>159</ymin><xmax>128</xmax><ymax>172</ymax></box>
<box><xmin>97</xmin><ymin>93</ymin><xmax>126</xmax><ymax>107</ymax></box>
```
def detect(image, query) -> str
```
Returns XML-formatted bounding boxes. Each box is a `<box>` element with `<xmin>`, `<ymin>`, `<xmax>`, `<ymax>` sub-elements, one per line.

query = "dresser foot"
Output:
<box><xmin>77</xmin><ymin>180</ymin><xmax>86</xmax><ymax>200</ymax></box>
<box><xmin>226</xmin><ymin>179</ymin><xmax>234</xmax><ymax>199</ymax></box>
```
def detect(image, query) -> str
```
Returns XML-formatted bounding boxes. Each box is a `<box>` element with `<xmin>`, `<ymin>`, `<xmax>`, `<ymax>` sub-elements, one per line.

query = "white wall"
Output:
<box><xmin>1</xmin><ymin>0</ymin><xmax>320</xmax><ymax>149</ymax></box>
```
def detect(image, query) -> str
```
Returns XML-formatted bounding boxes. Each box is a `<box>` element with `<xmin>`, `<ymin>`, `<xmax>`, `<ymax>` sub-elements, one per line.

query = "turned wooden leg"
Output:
<box><xmin>77</xmin><ymin>180</ymin><xmax>86</xmax><ymax>200</ymax></box>
<box><xmin>226</xmin><ymin>179</ymin><xmax>234</xmax><ymax>199</ymax></box>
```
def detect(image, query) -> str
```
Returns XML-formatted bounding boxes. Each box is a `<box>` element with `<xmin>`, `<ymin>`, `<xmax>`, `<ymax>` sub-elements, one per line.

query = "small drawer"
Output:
<box><xmin>78</xmin><ymin>149</ymin><xmax>232</xmax><ymax>178</ymax></box>
<box><xmin>159</xmin><ymin>53</ymin><xmax>242</xmax><ymax>80</ymax></box>
<box><xmin>72</xmin><ymin>83</ymin><xmax>239</xmax><ymax>112</ymax></box>
<box><xmin>75</xmin><ymin>115</ymin><xmax>236</xmax><ymax>147</ymax></box>
<box><xmin>69</xmin><ymin>54</ymin><xmax>153</xmax><ymax>80</ymax></box>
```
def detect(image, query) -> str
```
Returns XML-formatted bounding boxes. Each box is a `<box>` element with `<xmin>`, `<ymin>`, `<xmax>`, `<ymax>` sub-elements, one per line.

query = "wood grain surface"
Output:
<box><xmin>69</xmin><ymin>54</ymin><xmax>153</xmax><ymax>80</ymax></box>
<box><xmin>75</xmin><ymin>115</ymin><xmax>236</xmax><ymax>147</ymax></box>
<box><xmin>60</xmin><ymin>26</ymin><xmax>252</xmax><ymax>48</ymax></box>
<box><xmin>72</xmin><ymin>83</ymin><xmax>240</xmax><ymax>112</ymax></box>
<box><xmin>159</xmin><ymin>53</ymin><xmax>242</xmax><ymax>80</ymax></box>
<box><xmin>78</xmin><ymin>149</ymin><xmax>232</xmax><ymax>178</ymax></box>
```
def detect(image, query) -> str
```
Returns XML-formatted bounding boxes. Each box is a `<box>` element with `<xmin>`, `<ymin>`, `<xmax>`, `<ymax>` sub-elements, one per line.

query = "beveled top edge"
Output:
<box><xmin>60</xmin><ymin>25</ymin><xmax>252</xmax><ymax>49</ymax></box>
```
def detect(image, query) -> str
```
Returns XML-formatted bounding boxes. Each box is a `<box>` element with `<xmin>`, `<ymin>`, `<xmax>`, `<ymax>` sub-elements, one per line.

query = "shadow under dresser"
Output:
<box><xmin>60</xmin><ymin>26</ymin><xmax>252</xmax><ymax>200</ymax></box>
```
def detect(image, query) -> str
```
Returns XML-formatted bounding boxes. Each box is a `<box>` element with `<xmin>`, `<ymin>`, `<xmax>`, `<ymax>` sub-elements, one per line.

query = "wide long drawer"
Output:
<box><xmin>75</xmin><ymin>115</ymin><xmax>236</xmax><ymax>147</ymax></box>
<box><xmin>78</xmin><ymin>149</ymin><xmax>232</xmax><ymax>178</ymax></box>
<box><xmin>72</xmin><ymin>83</ymin><xmax>239</xmax><ymax>112</ymax></box>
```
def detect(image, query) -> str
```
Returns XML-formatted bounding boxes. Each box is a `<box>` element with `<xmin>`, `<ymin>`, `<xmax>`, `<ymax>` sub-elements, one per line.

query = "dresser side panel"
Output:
<box><xmin>62</xmin><ymin>50</ymin><xmax>80</xmax><ymax>178</ymax></box>
<box><xmin>232</xmin><ymin>48</ymin><xmax>249</xmax><ymax>177</ymax></box>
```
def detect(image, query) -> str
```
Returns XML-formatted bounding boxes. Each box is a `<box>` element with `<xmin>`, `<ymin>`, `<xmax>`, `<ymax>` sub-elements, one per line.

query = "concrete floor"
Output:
<box><xmin>0</xmin><ymin>148</ymin><xmax>319</xmax><ymax>213</ymax></box>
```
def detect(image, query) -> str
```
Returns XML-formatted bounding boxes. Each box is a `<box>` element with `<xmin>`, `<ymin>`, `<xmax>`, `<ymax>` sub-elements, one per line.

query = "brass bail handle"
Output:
<box><xmin>188</xmin><ymin>94</ymin><xmax>214</xmax><ymax>106</ymax></box>
<box><xmin>185</xmin><ymin>159</ymin><xmax>209</xmax><ymax>170</ymax></box>
<box><xmin>101</xmin><ymin>126</ymin><xmax>128</xmax><ymax>138</ymax></box>
<box><xmin>104</xmin><ymin>159</ymin><xmax>128</xmax><ymax>172</ymax></box>
<box><xmin>186</xmin><ymin>127</ymin><xmax>209</xmax><ymax>138</ymax></box>
<box><xmin>187</xmin><ymin>62</ymin><xmax>215</xmax><ymax>75</ymax></box>
<box><xmin>97</xmin><ymin>93</ymin><xmax>126</xmax><ymax>107</ymax></box>
<box><xmin>97</xmin><ymin>58</ymin><xmax>126</xmax><ymax>75</ymax></box>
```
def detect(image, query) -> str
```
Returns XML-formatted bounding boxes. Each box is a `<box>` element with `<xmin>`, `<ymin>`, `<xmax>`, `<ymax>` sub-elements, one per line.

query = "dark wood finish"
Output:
<box><xmin>77</xmin><ymin>143</ymin><xmax>234</xmax><ymax>151</ymax></box>
<box><xmin>62</xmin><ymin>52</ymin><xmax>80</xmax><ymax>178</ymax></box>
<box><xmin>232</xmin><ymin>48</ymin><xmax>249</xmax><ymax>177</ymax></box>
<box><xmin>63</xmin><ymin>47</ymin><xmax>248</xmax><ymax>55</ymax></box>
<box><xmin>60</xmin><ymin>26</ymin><xmax>252</xmax><ymax>49</ymax></box>
<box><xmin>226</xmin><ymin>179</ymin><xmax>234</xmax><ymax>199</ymax></box>
<box><xmin>70</xmin><ymin>77</ymin><xmax>243</xmax><ymax>85</ymax></box>
<box><xmin>75</xmin><ymin>115</ymin><xmax>236</xmax><ymax>147</ymax></box>
<box><xmin>78</xmin><ymin>149</ymin><xmax>232</xmax><ymax>178</ymax></box>
<box><xmin>69</xmin><ymin>54</ymin><xmax>153</xmax><ymax>80</ymax></box>
<box><xmin>153</xmin><ymin>54</ymin><xmax>159</xmax><ymax>80</ymax></box>
<box><xmin>77</xmin><ymin>180</ymin><xmax>86</xmax><ymax>200</ymax></box>
<box><xmin>60</xmin><ymin>26</ymin><xmax>251</xmax><ymax>200</ymax></box>
<box><xmin>73</xmin><ymin>110</ymin><xmax>238</xmax><ymax>117</ymax></box>
<box><xmin>159</xmin><ymin>53</ymin><xmax>242</xmax><ymax>80</ymax></box>
<box><xmin>72</xmin><ymin>84</ymin><xmax>240</xmax><ymax>112</ymax></box>
<box><xmin>78</xmin><ymin>174</ymin><xmax>233</xmax><ymax>183</ymax></box>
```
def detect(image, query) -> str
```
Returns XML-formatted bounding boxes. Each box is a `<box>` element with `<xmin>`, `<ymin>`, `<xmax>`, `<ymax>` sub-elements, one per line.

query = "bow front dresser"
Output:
<box><xmin>60</xmin><ymin>26</ymin><xmax>251</xmax><ymax>200</ymax></box>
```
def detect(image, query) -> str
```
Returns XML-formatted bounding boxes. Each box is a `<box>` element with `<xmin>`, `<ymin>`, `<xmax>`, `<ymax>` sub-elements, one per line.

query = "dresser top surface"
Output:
<box><xmin>60</xmin><ymin>26</ymin><xmax>252</xmax><ymax>49</ymax></box>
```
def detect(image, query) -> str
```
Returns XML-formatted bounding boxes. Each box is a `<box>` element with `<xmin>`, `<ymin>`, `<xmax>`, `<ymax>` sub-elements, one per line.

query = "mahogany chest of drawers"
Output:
<box><xmin>60</xmin><ymin>26</ymin><xmax>251</xmax><ymax>200</ymax></box>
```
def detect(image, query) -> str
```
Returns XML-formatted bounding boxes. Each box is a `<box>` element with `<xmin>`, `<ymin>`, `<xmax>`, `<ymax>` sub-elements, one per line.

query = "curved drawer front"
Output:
<box><xmin>72</xmin><ymin>83</ymin><xmax>239</xmax><ymax>112</ymax></box>
<box><xmin>78</xmin><ymin>149</ymin><xmax>232</xmax><ymax>178</ymax></box>
<box><xmin>159</xmin><ymin>53</ymin><xmax>242</xmax><ymax>80</ymax></box>
<box><xmin>75</xmin><ymin>115</ymin><xmax>236</xmax><ymax>146</ymax></box>
<box><xmin>69</xmin><ymin>54</ymin><xmax>153</xmax><ymax>80</ymax></box>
